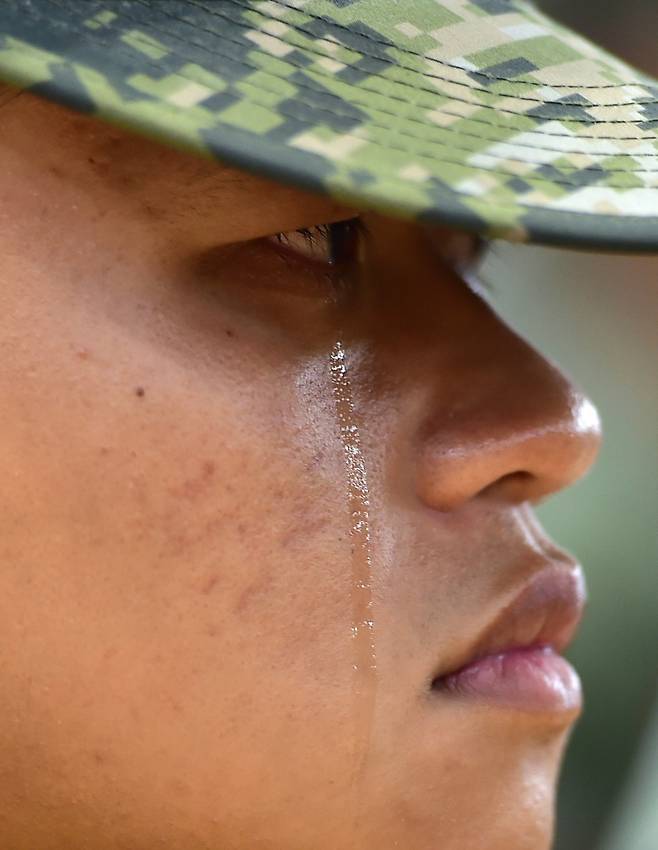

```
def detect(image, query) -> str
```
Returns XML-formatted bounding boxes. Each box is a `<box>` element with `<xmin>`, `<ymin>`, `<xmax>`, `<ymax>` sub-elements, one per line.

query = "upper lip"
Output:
<box><xmin>432</xmin><ymin>563</ymin><xmax>587</xmax><ymax>686</ymax></box>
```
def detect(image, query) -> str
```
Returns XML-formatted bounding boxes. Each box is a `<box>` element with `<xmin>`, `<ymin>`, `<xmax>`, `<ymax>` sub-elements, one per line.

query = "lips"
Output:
<box><xmin>432</xmin><ymin>565</ymin><xmax>586</xmax><ymax>714</ymax></box>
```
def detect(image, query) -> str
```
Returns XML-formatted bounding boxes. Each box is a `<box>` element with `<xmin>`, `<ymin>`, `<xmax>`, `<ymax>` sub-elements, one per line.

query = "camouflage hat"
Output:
<box><xmin>1</xmin><ymin>0</ymin><xmax>657</xmax><ymax>252</ymax></box>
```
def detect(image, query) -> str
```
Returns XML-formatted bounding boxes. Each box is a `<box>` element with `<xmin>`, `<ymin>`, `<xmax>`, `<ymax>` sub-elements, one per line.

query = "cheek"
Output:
<box><xmin>0</xmin><ymin>310</ymin><xmax>359</xmax><ymax>841</ymax></box>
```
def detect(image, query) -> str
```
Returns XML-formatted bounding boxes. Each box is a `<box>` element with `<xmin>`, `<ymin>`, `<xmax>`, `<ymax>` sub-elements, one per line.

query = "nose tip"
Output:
<box><xmin>416</xmin><ymin>380</ymin><xmax>602</xmax><ymax>512</ymax></box>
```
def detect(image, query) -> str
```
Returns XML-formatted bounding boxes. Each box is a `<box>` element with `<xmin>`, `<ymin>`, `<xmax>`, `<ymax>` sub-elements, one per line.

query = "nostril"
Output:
<box><xmin>479</xmin><ymin>471</ymin><xmax>536</xmax><ymax>503</ymax></box>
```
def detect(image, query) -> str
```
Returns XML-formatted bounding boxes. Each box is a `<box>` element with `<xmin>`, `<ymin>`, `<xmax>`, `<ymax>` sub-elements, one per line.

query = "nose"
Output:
<box><xmin>356</xmin><ymin>215</ymin><xmax>603</xmax><ymax>513</ymax></box>
<box><xmin>415</xmin><ymin>356</ymin><xmax>602</xmax><ymax>511</ymax></box>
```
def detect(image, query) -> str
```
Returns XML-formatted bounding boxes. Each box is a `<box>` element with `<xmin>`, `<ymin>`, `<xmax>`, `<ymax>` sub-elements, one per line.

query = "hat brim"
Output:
<box><xmin>1</xmin><ymin>0</ymin><xmax>657</xmax><ymax>252</ymax></box>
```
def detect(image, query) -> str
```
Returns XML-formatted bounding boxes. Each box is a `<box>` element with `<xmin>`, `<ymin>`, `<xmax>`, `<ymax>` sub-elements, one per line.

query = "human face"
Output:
<box><xmin>0</xmin><ymin>91</ymin><xmax>601</xmax><ymax>850</ymax></box>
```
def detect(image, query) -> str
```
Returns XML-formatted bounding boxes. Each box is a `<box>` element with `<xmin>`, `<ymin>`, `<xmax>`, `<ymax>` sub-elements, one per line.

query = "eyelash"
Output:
<box><xmin>275</xmin><ymin>224</ymin><xmax>331</xmax><ymax>248</ymax></box>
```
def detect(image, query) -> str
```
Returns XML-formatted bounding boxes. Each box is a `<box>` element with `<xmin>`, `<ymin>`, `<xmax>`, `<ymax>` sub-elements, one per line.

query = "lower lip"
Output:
<box><xmin>435</xmin><ymin>646</ymin><xmax>582</xmax><ymax>714</ymax></box>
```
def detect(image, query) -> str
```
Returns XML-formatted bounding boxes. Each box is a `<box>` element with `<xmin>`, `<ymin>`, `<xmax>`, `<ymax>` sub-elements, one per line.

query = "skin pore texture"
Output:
<box><xmin>0</xmin><ymin>91</ymin><xmax>601</xmax><ymax>850</ymax></box>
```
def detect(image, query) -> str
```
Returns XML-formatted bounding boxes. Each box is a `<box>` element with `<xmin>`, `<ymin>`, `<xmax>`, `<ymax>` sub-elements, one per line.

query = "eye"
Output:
<box><xmin>267</xmin><ymin>219</ymin><xmax>490</xmax><ymax>297</ymax></box>
<box><xmin>271</xmin><ymin>218</ymin><xmax>363</xmax><ymax>267</ymax></box>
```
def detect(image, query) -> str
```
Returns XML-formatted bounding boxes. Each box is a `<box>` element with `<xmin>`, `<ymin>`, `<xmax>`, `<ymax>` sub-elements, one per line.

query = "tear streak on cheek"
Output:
<box><xmin>329</xmin><ymin>339</ymin><xmax>378</xmax><ymax>819</ymax></box>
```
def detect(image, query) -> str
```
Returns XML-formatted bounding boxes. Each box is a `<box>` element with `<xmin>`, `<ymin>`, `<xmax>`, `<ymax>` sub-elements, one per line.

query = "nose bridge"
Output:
<box><xmin>413</xmin><ymin>307</ymin><xmax>602</xmax><ymax>512</ymax></box>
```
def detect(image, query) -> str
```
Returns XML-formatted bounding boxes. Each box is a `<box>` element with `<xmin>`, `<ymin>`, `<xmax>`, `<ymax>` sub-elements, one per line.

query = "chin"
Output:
<box><xmin>350</xmin><ymin>709</ymin><xmax>570</xmax><ymax>850</ymax></box>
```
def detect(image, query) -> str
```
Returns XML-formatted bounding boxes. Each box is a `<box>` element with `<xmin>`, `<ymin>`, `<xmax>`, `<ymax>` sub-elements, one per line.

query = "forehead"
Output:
<box><xmin>0</xmin><ymin>87</ymin><xmax>356</xmax><ymax>242</ymax></box>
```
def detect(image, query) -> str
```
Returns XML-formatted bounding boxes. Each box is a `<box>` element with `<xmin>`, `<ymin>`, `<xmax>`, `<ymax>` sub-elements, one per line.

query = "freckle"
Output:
<box><xmin>202</xmin><ymin>460</ymin><xmax>215</xmax><ymax>478</ymax></box>
<box><xmin>225</xmin><ymin>328</ymin><xmax>235</xmax><ymax>338</ymax></box>
<box><xmin>99</xmin><ymin>446</ymin><xmax>111</xmax><ymax>456</ymax></box>
<box><xmin>201</xmin><ymin>574</ymin><xmax>220</xmax><ymax>595</ymax></box>
<box><xmin>135</xmin><ymin>386</ymin><xmax>145</xmax><ymax>398</ymax></box>
<box><xmin>92</xmin><ymin>750</ymin><xmax>105</xmax><ymax>765</ymax></box>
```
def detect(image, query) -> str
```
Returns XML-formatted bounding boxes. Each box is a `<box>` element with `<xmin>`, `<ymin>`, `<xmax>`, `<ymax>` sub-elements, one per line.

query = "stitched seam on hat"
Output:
<box><xmin>209</xmin><ymin>0</ymin><xmax>657</xmax><ymax>95</ymax></box>
<box><xmin>102</xmin><ymin>0</ymin><xmax>658</xmax><ymax>146</ymax></box>
<box><xmin>230</xmin><ymin>0</ymin><xmax>653</xmax><ymax>91</ymax></box>
<box><xmin>122</xmin><ymin>0</ymin><xmax>658</xmax><ymax>161</ymax></box>
<box><xmin>29</xmin><ymin>0</ymin><xmax>653</xmax><ymax>191</ymax></box>
<box><xmin>49</xmin><ymin>0</ymin><xmax>658</xmax><ymax>125</ymax></box>
<box><xmin>129</xmin><ymin>0</ymin><xmax>658</xmax><ymax>116</ymax></box>
<box><xmin>51</xmin><ymin>0</ymin><xmax>658</xmax><ymax>166</ymax></box>
<box><xmin>189</xmin><ymin>0</ymin><xmax>658</xmax><ymax>106</ymax></box>
<box><xmin>34</xmin><ymin>3</ymin><xmax>658</xmax><ymax>184</ymax></box>
<box><xmin>36</xmin><ymin>0</ymin><xmax>658</xmax><ymax>174</ymax></box>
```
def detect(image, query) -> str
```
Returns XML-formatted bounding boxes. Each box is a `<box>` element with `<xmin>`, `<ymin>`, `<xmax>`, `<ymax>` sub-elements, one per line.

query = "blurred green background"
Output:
<box><xmin>483</xmin><ymin>3</ymin><xmax>657</xmax><ymax>849</ymax></box>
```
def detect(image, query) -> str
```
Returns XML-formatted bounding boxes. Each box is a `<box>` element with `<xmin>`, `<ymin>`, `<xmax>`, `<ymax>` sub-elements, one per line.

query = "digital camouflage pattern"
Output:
<box><xmin>1</xmin><ymin>0</ymin><xmax>657</xmax><ymax>251</ymax></box>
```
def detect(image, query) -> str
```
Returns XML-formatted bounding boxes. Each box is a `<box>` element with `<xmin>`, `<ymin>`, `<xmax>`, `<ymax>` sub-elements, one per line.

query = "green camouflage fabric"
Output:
<box><xmin>1</xmin><ymin>0</ymin><xmax>657</xmax><ymax>251</ymax></box>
